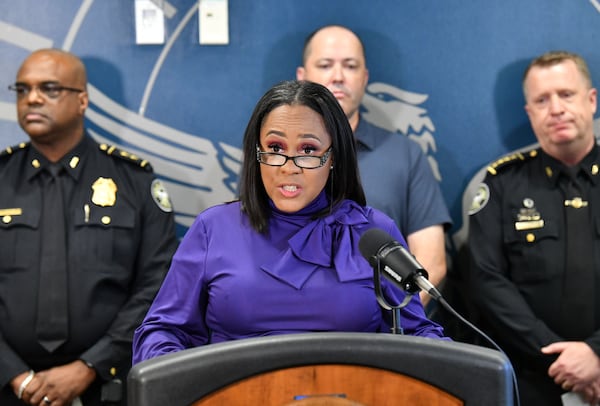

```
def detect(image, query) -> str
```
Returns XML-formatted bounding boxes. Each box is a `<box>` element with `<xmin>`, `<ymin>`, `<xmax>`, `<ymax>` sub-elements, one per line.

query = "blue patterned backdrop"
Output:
<box><xmin>1</xmin><ymin>0</ymin><xmax>599</xmax><ymax>240</ymax></box>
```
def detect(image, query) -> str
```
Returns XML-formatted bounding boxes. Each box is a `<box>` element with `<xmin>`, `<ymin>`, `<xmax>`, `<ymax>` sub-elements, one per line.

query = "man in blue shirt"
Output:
<box><xmin>297</xmin><ymin>25</ymin><xmax>451</xmax><ymax>305</ymax></box>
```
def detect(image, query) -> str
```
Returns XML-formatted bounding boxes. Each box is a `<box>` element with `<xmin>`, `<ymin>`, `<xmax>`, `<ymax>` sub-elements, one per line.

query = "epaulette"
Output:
<box><xmin>486</xmin><ymin>147</ymin><xmax>540</xmax><ymax>175</ymax></box>
<box><xmin>0</xmin><ymin>142</ymin><xmax>30</xmax><ymax>159</ymax></box>
<box><xmin>99</xmin><ymin>143</ymin><xmax>153</xmax><ymax>172</ymax></box>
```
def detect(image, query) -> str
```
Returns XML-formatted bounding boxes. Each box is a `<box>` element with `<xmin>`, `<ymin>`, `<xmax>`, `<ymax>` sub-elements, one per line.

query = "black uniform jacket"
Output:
<box><xmin>468</xmin><ymin>144</ymin><xmax>600</xmax><ymax>371</ymax></box>
<box><xmin>0</xmin><ymin>135</ymin><xmax>178</xmax><ymax>389</ymax></box>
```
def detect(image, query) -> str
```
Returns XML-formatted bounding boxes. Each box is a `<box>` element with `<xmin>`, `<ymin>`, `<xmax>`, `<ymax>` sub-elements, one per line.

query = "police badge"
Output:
<box><xmin>91</xmin><ymin>177</ymin><xmax>118</xmax><ymax>207</ymax></box>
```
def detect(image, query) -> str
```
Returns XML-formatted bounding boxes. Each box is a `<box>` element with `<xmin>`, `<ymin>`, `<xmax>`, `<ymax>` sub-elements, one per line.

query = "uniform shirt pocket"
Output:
<box><xmin>72</xmin><ymin>204</ymin><xmax>137</xmax><ymax>269</ymax></box>
<box><xmin>503</xmin><ymin>220</ymin><xmax>560</xmax><ymax>282</ymax></box>
<box><xmin>0</xmin><ymin>207</ymin><xmax>40</xmax><ymax>271</ymax></box>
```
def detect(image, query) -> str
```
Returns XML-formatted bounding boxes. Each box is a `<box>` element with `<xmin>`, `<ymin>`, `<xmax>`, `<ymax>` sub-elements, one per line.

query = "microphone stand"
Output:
<box><xmin>372</xmin><ymin>257</ymin><xmax>413</xmax><ymax>335</ymax></box>
<box><xmin>371</xmin><ymin>257</ymin><xmax>521</xmax><ymax>406</ymax></box>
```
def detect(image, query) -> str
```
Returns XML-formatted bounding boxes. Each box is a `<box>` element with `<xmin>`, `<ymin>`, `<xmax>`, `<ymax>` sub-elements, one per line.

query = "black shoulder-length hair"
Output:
<box><xmin>239</xmin><ymin>80</ymin><xmax>366</xmax><ymax>233</ymax></box>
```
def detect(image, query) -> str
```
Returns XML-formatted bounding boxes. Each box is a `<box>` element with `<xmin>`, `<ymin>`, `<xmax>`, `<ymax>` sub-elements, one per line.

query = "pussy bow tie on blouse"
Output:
<box><xmin>261</xmin><ymin>196</ymin><xmax>372</xmax><ymax>289</ymax></box>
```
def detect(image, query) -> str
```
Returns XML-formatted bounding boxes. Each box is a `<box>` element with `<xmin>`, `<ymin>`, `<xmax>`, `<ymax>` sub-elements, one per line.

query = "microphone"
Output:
<box><xmin>359</xmin><ymin>228</ymin><xmax>522</xmax><ymax>405</ymax></box>
<box><xmin>358</xmin><ymin>228</ymin><xmax>442</xmax><ymax>300</ymax></box>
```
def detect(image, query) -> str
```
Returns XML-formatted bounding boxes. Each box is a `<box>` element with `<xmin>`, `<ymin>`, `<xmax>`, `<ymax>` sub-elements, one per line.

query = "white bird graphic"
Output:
<box><xmin>361</xmin><ymin>82</ymin><xmax>442</xmax><ymax>181</ymax></box>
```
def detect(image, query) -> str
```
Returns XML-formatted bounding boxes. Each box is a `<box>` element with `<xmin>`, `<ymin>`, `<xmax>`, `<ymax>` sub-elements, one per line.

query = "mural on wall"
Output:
<box><xmin>1</xmin><ymin>0</ymin><xmax>599</xmax><ymax>239</ymax></box>
<box><xmin>0</xmin><ymin>1</ymin><xmax>442</xmax><ymax>235</ymax></box>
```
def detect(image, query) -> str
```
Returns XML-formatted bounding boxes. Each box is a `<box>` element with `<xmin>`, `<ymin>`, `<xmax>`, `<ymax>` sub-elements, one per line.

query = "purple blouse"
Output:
<box><xmin>133</xmin><ymin>192</ymin><xmax>446</xmax><ymax>363</ymax></box>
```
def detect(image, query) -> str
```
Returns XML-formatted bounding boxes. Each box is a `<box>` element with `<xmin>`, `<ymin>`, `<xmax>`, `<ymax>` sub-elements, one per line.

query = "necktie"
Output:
<box><xmin>36</xmin><ymin>163</ymin><xmax>69</xmax><ymax>352</ymax></box>
<box><xmin>559</xmin><ymin>169</ymin><xmax>595</xmax><ymax>338</ymax></box>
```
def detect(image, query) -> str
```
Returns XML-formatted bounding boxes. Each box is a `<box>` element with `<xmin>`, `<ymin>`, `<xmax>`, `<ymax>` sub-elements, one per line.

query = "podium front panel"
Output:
<box><xmin>128</xmin><ymin>332</ymin><xmax>513</xmax><ymax>405</ymax></box>
<box><xmin>193</xmin><ymin>364</ymin><xmax>463</xmax><ymax>405</ymax></box>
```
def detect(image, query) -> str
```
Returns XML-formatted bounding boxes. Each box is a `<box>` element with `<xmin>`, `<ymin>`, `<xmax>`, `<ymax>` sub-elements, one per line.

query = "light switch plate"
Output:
<box><xmin>135</xmin><ymin>0</ymin><xmax>165</xmax><ymax>45</ymax></box>
<box><xmin>199</xmin><ymin>0</ymin><xmax>229</xmax><ymax>45</ymax></box>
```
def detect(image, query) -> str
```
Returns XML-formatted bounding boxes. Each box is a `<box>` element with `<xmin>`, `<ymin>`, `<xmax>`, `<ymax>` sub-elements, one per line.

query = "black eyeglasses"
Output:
<box><xmin>8</xmin><ymin>82</ymin><xmax>84</xmax><ymax>99</ymax></box>
<box><xmin>256</xmin><ymin>146</ymin><xmax>332</xmax><ymax>169</ymax></box>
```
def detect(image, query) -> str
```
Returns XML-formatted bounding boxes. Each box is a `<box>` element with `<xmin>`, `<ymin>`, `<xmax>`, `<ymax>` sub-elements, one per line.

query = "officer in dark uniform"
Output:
<box><xmin>0</xmin><ymin>49</ymin><xmax>178</xmax><ymax>405</ymax></box>
<box><xmin>468</xmin><ymin>50</ymin><xmax>600</xmax><ymax>405</ymax></box>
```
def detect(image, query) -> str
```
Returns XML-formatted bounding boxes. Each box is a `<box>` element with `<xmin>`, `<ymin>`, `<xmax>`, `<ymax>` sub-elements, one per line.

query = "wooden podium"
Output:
<box><xmin>128</xmin><ymin>333</ymin><xmax>513</xmax><ymax>405</ymax></box>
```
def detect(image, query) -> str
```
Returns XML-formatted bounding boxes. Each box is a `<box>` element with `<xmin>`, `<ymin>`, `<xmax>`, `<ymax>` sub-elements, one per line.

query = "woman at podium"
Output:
<box><xmin>133</xmin><ymin>80</ymin><xmax>446</xmax><ymax>363</ymax></box>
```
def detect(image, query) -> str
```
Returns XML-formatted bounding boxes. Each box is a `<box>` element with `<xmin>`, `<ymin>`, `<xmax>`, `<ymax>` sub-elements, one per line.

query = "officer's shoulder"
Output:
<box><xmin>0</xmin><ymin>141</ymin><xmax>30</xmax><ymax>160</ymax></box>
<box><xmin>486</xmin><ymin>146</ymin><xmax>540</xmax><ymax>176</ymax></box>
<box><xmin>98</xmin><ymin>143</ymin><xmax>153</xmax><ymax>172</ymax></box>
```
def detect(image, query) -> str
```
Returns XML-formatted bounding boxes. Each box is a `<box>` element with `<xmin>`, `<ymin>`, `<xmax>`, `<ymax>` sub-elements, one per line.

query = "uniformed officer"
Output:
<box><xmin>0</xmin><ymin>49</ymin><xmax>178</xmax><ymax>405</ymax></box>
<box><xmin>468</xmin><ymin>50</ymin><xmax>600</xmax><ymax>405</ymax></box>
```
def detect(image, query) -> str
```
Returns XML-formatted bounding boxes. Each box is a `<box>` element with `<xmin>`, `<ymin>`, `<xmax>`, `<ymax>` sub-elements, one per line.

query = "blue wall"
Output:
<box><xmin>2</xmin><ymin>0</ymin><xmax>599</xmax><ymax>240</ymax></box>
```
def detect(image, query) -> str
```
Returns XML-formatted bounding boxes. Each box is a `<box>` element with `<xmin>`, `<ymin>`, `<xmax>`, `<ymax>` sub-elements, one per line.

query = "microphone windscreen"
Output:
<box><xmin>358</xmin><ymin>228</ymin><xmax>395</xmax><ymax>259</ymax></box>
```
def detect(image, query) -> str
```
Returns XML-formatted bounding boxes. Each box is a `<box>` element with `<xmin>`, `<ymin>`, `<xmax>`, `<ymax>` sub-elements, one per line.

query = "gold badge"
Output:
<box><xmin>151</xmin><ymin>179</ymin><xmax>173</xmax><ymax>212</ymax></box>
<box><xmin>91</xmin><ymin>177</ymin><xmax>118</xmax><ymax>207</ymax></box>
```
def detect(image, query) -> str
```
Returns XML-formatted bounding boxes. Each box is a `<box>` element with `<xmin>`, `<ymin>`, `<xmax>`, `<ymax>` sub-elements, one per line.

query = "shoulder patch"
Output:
<box><xmin>468</xmin><ymin>183</ymin><xmax>490</xmax><ymax>215</ymax></box>
<box><xmin>98</xmin><ymin>144</ymin><xmax>153</xmax><ymax>172</ymax></box>
<box><xmin>486</xmin><ymin>147</ymin><xmax>539</xmax><ymax>175</ymax></box>
<box><xmin>151</xmin><ymin>179</ymin><xmax>173</xmax><ymax>212</ymax></box>
<box><xmin>0</xmin><ymin>142</ymin><xmax>30</xmax><ymax>159</ymax></box>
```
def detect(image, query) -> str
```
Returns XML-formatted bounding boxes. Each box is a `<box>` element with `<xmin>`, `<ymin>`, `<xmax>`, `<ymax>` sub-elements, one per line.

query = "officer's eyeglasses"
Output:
<box><xmin>256</xmin><ymin>146</ymin><xmax>332</xmax><ymax>169</ymax></box>
<box><xmin>8</xmin><ymin>82</ymin><xmax>84</xmax><ymax>99</ymax></box>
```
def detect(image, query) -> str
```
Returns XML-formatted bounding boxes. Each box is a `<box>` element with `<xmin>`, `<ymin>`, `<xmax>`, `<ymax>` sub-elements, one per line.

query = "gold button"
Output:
<box><xmin>110</xmin><ymin>367</ymin><xmax>117</xmax><ymax>376</ymax></box>
<box><xmin>101</xmin><ymin>216</ymin><xmax>111</xmax><ymax>225</ymax></box>
<box><xmin>526</xmin><ymin>233</ymin><xmax>535</xmax><ymax>243</ymax></box>
<box><xmin>32</xmin><ymin>159</ymin><xmax>40</xmax><ymax>168</ymax></box>
<box><xmin>2</xmin><ymin>215</ymin><xmax>11</xmax><ymax>224</ymax></box>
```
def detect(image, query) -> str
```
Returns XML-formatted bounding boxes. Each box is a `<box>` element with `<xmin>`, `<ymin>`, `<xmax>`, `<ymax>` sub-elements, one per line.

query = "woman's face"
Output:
<box><xmin>258</xmin><ymin>104</ymin><xmax>333</xmax><ymax>213</ymax></box>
